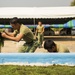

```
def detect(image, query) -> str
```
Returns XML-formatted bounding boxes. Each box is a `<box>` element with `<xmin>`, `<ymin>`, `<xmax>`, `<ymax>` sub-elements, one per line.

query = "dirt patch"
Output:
<box><xmin>1</xmin><ymin>39</ymin><xmax>75</xmax><ymax>53</ymax></box>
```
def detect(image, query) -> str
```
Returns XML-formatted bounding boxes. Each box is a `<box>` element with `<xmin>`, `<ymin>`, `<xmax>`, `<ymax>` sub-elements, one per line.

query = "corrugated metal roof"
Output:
<box><xmin>0</xmin><ymin>7</ymin><xmax>75</xmax><ymax>18</ymax></box>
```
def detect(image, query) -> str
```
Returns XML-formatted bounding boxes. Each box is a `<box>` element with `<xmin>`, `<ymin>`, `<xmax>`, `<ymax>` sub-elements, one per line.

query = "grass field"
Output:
<box><xmin>0</xmin><ymin>65</ymin><xmax>75</xmax><ymax>75</ymax></box>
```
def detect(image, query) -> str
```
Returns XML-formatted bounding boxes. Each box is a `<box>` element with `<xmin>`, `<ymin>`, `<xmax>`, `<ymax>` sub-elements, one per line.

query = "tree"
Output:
<box><xmin>71</xmin><ymin>0</ymin><xmax>75</xmax><ymax>6</ymax></box>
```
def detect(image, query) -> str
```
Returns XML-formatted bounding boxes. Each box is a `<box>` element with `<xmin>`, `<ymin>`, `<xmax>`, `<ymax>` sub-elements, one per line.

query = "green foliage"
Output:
<box><xmin>71</xmin><ymin>0</ymin><xmax>75</xmax><ymax>6</ymax></box>
<box><xmin>0</xmin><ymin>65</ymin><xmax>75</xmax><ymax>75</ymax></box>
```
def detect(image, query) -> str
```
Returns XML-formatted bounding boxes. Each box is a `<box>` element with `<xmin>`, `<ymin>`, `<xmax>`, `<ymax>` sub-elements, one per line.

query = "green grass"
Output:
<box><xmin>0</xmin><ymin>65</ymin><xmax>75</xmax><ymax>75</ymax></box>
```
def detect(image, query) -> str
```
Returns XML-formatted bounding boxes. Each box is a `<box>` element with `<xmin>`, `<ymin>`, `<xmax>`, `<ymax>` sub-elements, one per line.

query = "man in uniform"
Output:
<box><xmin>35</xmin><ymin>21</ymin><xmax>44</xmax><ymax>48</ymax></box>
<box><xmin>44</xmin><ymin>39</ymin><xmax>70</xmax><ymax>53</ymax></box>
<box><xmin>1</xmin><ymin>17</ymin><xmax>39</xmax><ymax>52</ymax></box>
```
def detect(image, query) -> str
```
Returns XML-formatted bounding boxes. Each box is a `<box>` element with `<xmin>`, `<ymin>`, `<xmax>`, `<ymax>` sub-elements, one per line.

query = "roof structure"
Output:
<box><xmin>0</xmin><ymin>19</ymin><xmax>75</xmax><ymax>28</ymax></box>
<box><xmin>0</xmin><ymin>7</ymin><xmax>75</xmax><ymax>18</ymax></box>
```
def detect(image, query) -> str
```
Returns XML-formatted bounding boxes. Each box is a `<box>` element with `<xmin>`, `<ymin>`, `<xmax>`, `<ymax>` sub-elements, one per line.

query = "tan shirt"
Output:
<box><xmin>56</xmin><ymin>43</ymin><xmax>70</xmax><ymax>53</ymax></box>
<box><xmin>37</xmin><ymin>25</ymin><xmax>44</xmax><ymax>33</ymax></box>
<box><xmin>14</xmin><ymin>24</ymin><xmax>34</xmax><ymax>43</ymax></box>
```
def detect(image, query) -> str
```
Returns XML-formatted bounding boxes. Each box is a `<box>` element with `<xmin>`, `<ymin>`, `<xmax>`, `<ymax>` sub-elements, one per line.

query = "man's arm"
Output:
<box><xmin>5</xmin><ymin>31</ymin><xmax>16</xmax><ymax>37</ymax></box>
<box><xmin>42</xmin><ymin>27</ymin><xmax>44</xmax><ymax>33</ymax></box>
<box><xmin>34</xmin><ymin>28</ymin><xmax>38</xmax><ymax>39</ymax></box>
<box><xmin>1</xmin><ymin>32</ymin><xmax>24</xmax><ymax>42</ymax></box>
<box><xmin>41</xmin><ymin>26</ymin><xmax>44</xmax><ymax>34</ymax></box>
<box><xmin>35</xmin><ymin>28</ymin><xmax>38</xmax><ymax>35</ymax></box>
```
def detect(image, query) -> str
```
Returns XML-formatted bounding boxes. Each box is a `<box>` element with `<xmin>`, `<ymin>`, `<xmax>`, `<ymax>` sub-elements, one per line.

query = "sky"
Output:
<box><xmin>0</xmin><ymin>0</ymin><xmax>73</xmax><ymax>7</ymax></box>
